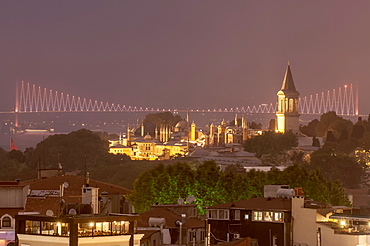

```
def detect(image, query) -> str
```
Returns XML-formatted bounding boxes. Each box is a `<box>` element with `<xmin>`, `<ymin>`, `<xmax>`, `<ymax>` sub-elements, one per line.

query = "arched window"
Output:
<box><xmin>2</xmin><ymin>216</ymin><xmax>11</xmax><ymax>227</ymax></box>
<box><xmin>289</xmin><ymin>98</ymin><xmax>294</xmax><ymax>113</ymax></box>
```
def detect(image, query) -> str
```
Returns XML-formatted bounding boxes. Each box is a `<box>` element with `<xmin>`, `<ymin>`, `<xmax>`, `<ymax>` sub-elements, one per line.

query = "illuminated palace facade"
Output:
<box><xmin>108</xmin><ymin>114</ymin><xmax>253</xmax><ymax>160</ymax></box>
<box><xmin>108</xmin><ymin>64</ymin><xmax>300</xmax><ymax>160</ymax></box>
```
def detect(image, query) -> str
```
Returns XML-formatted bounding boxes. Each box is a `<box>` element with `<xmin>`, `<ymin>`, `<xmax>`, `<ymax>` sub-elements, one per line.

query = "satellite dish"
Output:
<box><xmin>63</xmin><ymin>182</ymin><xmax>69</xmax><ymax>189</ymax></box>
<box><xmin>68</xmin><ymin>208</ymin><xmax>77</xmax><ymax>215</ymax></box>
<box><xmin>177</xmin><ymin>198</ymin><xmax>184</xmax><ymax>205</ymax></box>
<box><xmin>186</xmin><ymin>195</ymin><xmax>195</xmax><ymax>204</ymax></box>
<box><xmin>46</xmin><ymin>210</ymin><xmax>54</xmax><ymax>216</ymax></box>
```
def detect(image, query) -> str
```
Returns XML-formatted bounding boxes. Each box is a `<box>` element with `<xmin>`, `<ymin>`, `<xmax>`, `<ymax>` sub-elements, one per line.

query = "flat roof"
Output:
<box><xmin>330</xmin><ymin>213</ymin><xmax>370</xmax><ymax>222</ymax></box>
<box><xmin>16</xmin><ymin>213</ymin><xmax>141</xmax><ymax>223</ymax></box>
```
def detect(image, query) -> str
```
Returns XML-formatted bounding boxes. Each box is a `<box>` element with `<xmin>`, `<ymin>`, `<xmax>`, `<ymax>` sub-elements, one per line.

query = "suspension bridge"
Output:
<box><xmin>12</xmin><ymin>81</ymin><xmax>358</xmax><ymax>116</ymax></box>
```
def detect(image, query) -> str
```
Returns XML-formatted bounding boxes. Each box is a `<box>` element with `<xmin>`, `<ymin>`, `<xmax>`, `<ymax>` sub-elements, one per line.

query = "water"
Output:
<box><xmin>1</xmin><ymin>111</ymin><xmax>350</xmax><ymax>151</ymax></box>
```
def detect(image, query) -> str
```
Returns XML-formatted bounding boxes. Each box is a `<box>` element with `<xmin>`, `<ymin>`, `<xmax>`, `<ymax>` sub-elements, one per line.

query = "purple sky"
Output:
<box><xmin>1</xmin><ymin>1</ymin><xmax>370</xmax><ymax>115</ymax></box>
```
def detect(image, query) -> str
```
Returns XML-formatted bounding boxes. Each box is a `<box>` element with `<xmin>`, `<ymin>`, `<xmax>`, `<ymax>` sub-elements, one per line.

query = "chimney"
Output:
<box><xmin>82</xmin><ymin>185</ymin><xmax>99</xmax><ymax>214</ymax></box>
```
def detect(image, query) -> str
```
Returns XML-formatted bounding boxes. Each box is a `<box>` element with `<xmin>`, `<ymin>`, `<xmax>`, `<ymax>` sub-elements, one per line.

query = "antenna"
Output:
<box><xmin>177</xmin><ymin>198</ymin><xmax>184</xmax><ymax>205</ymax></box>
<box><xmin>186</xmin><ymin>195</ymin><xmax>195</xmax><ymax>204</ymax></box>
<box><xmin>84</xmin><ymin>155</ymin><xmax>87</xmax><ymax>186</ymax></box>
<box><xmin>43</xmin><ymin>136</ymin><xmax>46</xmax><ymax>169</ymax></box>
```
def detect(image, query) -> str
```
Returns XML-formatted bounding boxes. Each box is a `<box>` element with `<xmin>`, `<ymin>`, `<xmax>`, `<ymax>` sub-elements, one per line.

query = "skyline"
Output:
<box><xmin>1</xmin><ymin>1</ymin><xmax>370</xmax><ymax>114</ymax></box>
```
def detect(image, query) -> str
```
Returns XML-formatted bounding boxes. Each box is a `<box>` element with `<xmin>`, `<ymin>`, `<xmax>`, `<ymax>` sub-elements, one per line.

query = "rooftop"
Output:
<box><xmin>207</xmin><ymin>197</ymin><xmax>292</xmax><ymax>211</ymax></box>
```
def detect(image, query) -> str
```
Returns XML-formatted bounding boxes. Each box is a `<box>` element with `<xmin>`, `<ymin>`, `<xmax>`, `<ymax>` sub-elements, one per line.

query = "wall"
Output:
<box><xmin>17</xmin><ymin>234</ymin><xmax>144</xmax><ymax>246</ymax></box>
<box><xmin>0</xmin><ymin>187</ymin><xmax>25</xmax><ymax>207</ymax></box>
<box><xmin>291</xmin><ymin>196</ymin><xmax>317</xmax><ymax>246</ymax></box>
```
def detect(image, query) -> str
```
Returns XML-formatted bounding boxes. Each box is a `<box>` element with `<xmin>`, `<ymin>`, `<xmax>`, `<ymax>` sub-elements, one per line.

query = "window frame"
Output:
<box><xmin>2</xmin><ymin>216</ymin><xmax>11</xmax><ymax>228</ymax></box>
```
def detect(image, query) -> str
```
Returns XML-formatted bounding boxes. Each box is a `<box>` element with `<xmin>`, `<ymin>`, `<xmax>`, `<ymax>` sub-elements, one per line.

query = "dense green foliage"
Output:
<box><xmin>301</xmin><ymin>111</ymin><xmax>369</xmax><ymax>153</ymax></box>
<box><xmin>29</xmin><ymin>129</ymin><xmax>110</xmax><ymax>171</ymax></box>
<box><xmin>89</xmin><ymin>160</ymin><xmax>171</xmax><ymax>190</ymax></box>
<box><xmin>128</xmin><ymin>161</ymin><xmax>350</xmax><ymax>213</ymax></box>
<box><xmin>300</xmin><ymin>119</ymin><xmax>319</xmax><ymax>137</ymax></box>
<box><xmin>305</xmin><ymin>147</ymin><xmax>364</xmax><ymax>189</ymax></box>
<box><xmin>244</xmin><ymin>131</ymin><xmax>298</xmax><ymax>161</ymax></box>
<box><xmin>0</xmin><ymin>148</ymin><xmax>36</xmax><ymax>180</ymax></box>
<box><xmin>144</xmin><ymin>112</ymin><xmax>182</xmax><ymax>126</ymax></box>
<box><xmin>0</xmin><ymin>129</ymin><xmax>160</xmax><ymax>187</ymax></box>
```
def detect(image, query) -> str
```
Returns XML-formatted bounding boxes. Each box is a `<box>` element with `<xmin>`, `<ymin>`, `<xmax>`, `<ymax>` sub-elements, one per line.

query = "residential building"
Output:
<box><xmin>206</xmin><ymin>196</ymin><xmax>292</xmax><ymax>246</ymax></box>
<box><xmin>0</xmin><ymin>172</ymin><xmax>133</xmax><ymax>245</ymax></box>
<box><xmin>138</xmin><ymin>203</ymin><xmax>205</xmax><ymax>246</ymax></box>
<box><xmin>15</xmin><ymin>213</ymin><xmax>143</xmax><ymax>246</ymax></box>
<box><xmin>0</xmin><ymin>180</ymin><xmax>29</xmax><ymax>246</ymax></box>
<box><xmin>21</xmin><ymin>173</ymin><xmax>133</xmax><ymax>216</ymax></box>
<box><xmin>207</xmin><ymin>185</ymin><xmax>370</xmax><ymax>246</ymax></box>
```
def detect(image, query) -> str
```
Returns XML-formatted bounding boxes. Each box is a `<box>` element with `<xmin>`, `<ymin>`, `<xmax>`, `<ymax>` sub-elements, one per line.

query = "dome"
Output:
<box><xmin>144</xmin><ymin>134</ymin><xmax>153</xmax><ymax>140</ymax></box>
<box><xmin>175</xmin><ymin>120</ymin><xmax>188</xmax><ymax>130</ymax></box>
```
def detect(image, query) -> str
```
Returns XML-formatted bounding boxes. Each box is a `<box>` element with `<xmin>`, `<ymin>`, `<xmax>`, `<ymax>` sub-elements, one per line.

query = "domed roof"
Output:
<box><xmin>144</xmin><ymin>134</ymin><xmax>152</xmax><ymax>140</ymax></box>
<box><xmin>175</xmin><ymin>120</ymin><xmax>188</xmax><ymax>129</ymax></box>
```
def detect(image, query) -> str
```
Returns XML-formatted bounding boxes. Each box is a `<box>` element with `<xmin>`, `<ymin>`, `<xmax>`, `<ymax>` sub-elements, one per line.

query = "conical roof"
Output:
<box><xmin>279</xmin><ymin>63</ymin><xmax>299</xmax><ymax>95</ymax></box>
<box><xmin>281</xmin><ymin>64</ymin><xmax>297</xmax><ymax>91</ymax></box>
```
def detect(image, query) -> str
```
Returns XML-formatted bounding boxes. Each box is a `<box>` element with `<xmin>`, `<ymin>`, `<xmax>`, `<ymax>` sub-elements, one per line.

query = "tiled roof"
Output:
<box><xmin>138</xmin><ymin>208</ymin><xmax>204</xmax><ymax>229</ymax></box>
<box><xmin>217</xmin><ymin>237</ymin><xmax>255</xmax><ymax>246</ymax></box>
<box><xmin>207</xmin><ymin>197</ymin><xmax>292</xmax><ymax>211</ymax></box>
<box><xmin>0</xmin><ymin>208</ymin><xmax>24</xmax><ymax>218</ymax></box>
<box><xmin>21</xmin><ymin>174</ymin><xmax>130</xmax><ymax>195</ymax></box>
<box><xmin>0</xmin><ymin>181</ymin><xmax>25</xmax><ymax>187</ymax></box>
<box><xmin>23</xmin><ymin>197</ymin><xmax>60</xmax><ymax>215</ymax></box>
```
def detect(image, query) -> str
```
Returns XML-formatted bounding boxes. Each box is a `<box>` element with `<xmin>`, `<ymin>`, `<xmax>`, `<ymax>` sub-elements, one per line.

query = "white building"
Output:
<box><xmin>15</xmin><ymin>213</ymin><xmax>143</xmax><ymax>246</ymax></box>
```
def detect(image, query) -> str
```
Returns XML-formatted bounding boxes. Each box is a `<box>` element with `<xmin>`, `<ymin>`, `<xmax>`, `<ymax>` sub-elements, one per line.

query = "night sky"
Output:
<box><xmin>1</xmin><ymin>1</ymin><xmax>370</xmax><ymax>114</ymax></box>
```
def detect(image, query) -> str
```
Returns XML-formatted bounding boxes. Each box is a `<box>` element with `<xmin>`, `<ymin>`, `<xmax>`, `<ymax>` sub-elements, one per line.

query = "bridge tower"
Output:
<box><xmin>276</xmin><ymin>63</ymin><xmax>300</xmax><ymax>133</ymax></box>
<box><xmin>15</xmin><ymin>81</ymin><xmax>20</xmax><ymax>128</ymax></box>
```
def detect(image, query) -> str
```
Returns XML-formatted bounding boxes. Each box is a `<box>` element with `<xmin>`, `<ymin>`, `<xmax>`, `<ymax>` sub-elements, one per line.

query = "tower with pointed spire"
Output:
<box><xmin>276</xmin><ymin>63</ymin><xmax>300</xmax><ymax>133</ymax></box>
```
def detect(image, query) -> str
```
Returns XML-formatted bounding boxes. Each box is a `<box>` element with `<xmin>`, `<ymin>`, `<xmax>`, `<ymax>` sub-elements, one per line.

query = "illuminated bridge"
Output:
<box><xmin>13</xmin><ymin>81</ymin><xmax>358</xmax><ymax>116</ymax></box>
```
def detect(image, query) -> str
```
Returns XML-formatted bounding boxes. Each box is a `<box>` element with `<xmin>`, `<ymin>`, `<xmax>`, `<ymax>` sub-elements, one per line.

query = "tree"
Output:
<box><xmin>29</xmin><ymin>129</ymin><xmax>110</xmax><ymax>171</ymax></box>
<box><xmin>328</xmin><ymin>118</ymin><xmax>353</xmax><ymax>140</ymax></box>
<box><xmin>144</xmin><ymin>112</ymin><xmax>182</xmax><ymax>127</ymax></box>
<box><xmin>351</xmin><ymin>124</ymin><xmax>365</xmax><ymax>139</ymax></box>
<box><xmin>129</xmin><ymin>160</ymin><xmax>351</xmax><ymax>213</ymax></box>
<box><xmin>306</xmin><ymin>147</ymin><xmax>364</xmax><ymax>188</ymax></box>
<box><xmin>300</xmin><ymin>119</ymin><xmax>319</xmax><ymax>137</ymax></box>
<box><xmin>312</xmin><ymin>137</ymin><xmax>320</xmax><ymax>147</ymax></box>
<box><xmin>244</xmin><ymin>131</ymin><xmax>298</xmax><ymax>161</ymax></box>
<box><xmin>315</xmin><ymin>111</ymin><xmax>342</xmax><ymax>137</ymax></box>
<box><xmin>0</xmin><ymin>148</ymin><xmax>36</xmax><ymax>181</ymax></box>
<box><xmin>315</xmin><ymin>111</ymin><xmax>353</xmax><ymax>140</ymax></box>
<box><xmin>249</xmin><ymin>122</ymin><xmax>262</xmax><ymax>130</ymax></box>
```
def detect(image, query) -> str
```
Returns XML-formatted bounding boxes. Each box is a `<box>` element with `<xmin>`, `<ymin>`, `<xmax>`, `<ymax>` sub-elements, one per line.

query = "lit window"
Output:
<box><xmin>253</xmin><ymin>211</ymin><xmax>263</xmax><ymax>221</ymax></box>
<box><xmin>274</xmin><ymin>212</ymin><xmax>283</xmax><ymax>222</ymax></box>
<box><xmin>264</xmin><ymin>212</ymin><xmax>273</xmax><ymax>221</ymax></box>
